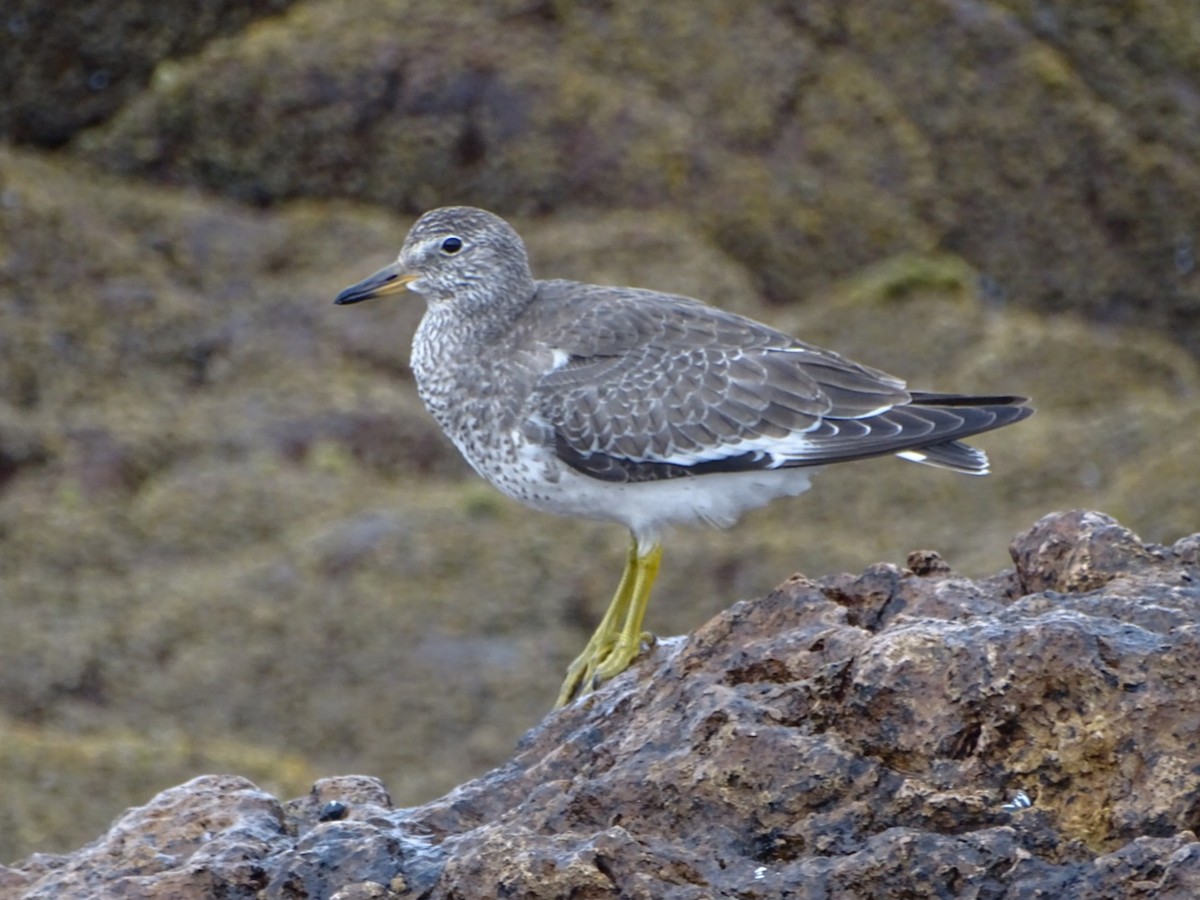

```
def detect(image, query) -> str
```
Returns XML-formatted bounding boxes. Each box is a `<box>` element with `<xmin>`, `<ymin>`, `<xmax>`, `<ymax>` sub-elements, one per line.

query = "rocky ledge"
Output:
<box><xmin>3</xmin><ymin>510</ymin><xmax>1199</xmax><ymax>899</ymax></box>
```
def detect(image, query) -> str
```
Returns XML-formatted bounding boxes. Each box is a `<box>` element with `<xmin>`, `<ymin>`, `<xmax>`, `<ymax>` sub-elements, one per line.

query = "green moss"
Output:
<box><xmin>840</xmin><ymin>253</ymin><xmax>979</xmax><ymax>306</ymax></box>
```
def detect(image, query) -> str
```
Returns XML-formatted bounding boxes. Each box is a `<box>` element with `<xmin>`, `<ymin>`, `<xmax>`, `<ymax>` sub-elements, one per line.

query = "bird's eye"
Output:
<box><xmin>440</xmin><ymin>236</ymin><xmax>464</xmax><ymax>255</ymax></box>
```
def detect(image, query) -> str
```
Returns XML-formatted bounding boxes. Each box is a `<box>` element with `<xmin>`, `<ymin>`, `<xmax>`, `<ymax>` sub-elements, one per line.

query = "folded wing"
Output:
<box><xmin>526</xmin><ymin>283</ymin><xmax>1032</xmax><ymax>484</ymax></box>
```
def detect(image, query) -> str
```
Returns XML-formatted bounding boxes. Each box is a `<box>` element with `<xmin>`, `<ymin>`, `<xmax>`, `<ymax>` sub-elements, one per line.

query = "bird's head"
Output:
<box><xmin>334</xmin><ymin>206</ymin><xmax>534</xmax><ymax>312</ymax></box>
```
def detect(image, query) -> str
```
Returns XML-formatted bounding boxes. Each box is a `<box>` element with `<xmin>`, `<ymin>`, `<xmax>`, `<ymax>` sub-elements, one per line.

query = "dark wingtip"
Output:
<box><xmin>909</xmin><ymin>391</ymin><xmax>1032</xmax><ymax>409</ymax></box>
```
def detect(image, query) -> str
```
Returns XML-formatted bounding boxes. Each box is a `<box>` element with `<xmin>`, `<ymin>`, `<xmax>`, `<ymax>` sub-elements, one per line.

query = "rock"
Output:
<box><xmin>1010</xmin><ymin>509</ymin><xmax>1160</xmax><ymax>594</ymax></box>
<box><xmin>5</xmin><ymin>775</ymin><xmax>290</xmax><ymax>899</ymax></box>
<box><xmin>4</xmin><ymin>510</ymin><xmax>1200</xmax><ymax>898</ymax></box>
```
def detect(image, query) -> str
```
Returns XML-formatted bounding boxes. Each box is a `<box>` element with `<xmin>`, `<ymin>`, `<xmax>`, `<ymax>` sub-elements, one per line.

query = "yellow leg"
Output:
<box><xmin>555</xmin><ymin>537</ymin><xmax>663</xmax><ymax>707</ymax></box>
<box><xmin>593</xmin><ymin>543</ymin><xmax>661</xmax><ymax>683</ymax></box>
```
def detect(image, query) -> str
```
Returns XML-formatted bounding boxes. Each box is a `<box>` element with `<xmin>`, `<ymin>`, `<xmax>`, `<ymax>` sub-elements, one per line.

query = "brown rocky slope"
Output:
<box><xmin>4</xmin><ymin>509</ymin><xmax>1199</xmax><ymax>899</ymax></box>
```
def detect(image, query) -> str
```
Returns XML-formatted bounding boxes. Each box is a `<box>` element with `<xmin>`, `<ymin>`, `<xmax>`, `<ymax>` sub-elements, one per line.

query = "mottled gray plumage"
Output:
<box><xmin>334</xmin><ymin>206</ymin><xmax>1033</xmax><ymax>705</ymax></box>
<box><xmin>338</xmin><ymin>206</ymin><xmax>1029</xmax><ymax>518</ymax></box>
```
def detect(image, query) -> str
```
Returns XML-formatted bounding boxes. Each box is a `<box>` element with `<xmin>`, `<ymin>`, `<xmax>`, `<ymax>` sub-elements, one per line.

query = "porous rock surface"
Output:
<box><xmin>3</xmin><ymin>509</ymin><xmax>1200</xmax><ymax>899</ymax></box>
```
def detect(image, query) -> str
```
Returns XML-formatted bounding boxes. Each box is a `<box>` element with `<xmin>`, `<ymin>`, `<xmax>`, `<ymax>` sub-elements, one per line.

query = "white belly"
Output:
<box><xmin>495</xmin><ymin>442</ymin><xmax>816</xmax><ymax>550</ymax></box>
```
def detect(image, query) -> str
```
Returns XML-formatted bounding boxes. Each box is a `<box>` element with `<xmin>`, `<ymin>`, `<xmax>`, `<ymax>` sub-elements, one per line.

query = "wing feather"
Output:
<box><xmin>520</xmin><ymin>281</ymin><xmax>1031</xmax><ymax>483</ymax></box>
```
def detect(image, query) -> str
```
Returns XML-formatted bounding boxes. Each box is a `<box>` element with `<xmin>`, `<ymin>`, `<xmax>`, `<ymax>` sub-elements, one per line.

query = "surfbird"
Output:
<box><xmin>334</xmin><ymin>206</ymin><xmax>1033</xmax><ymax>707</ymax></box>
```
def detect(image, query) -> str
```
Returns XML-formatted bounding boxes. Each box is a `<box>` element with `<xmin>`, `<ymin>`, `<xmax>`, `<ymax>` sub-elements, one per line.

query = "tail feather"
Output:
<box><xmin>895</xmin><ymin>394</ymin><xmax>1032</xmax><ymax>474</ymax></box>
<box><xmin>909</xmin><ymin>391</ymin><xmax>1030</xmax><ymax>408</ymax></box>
<box><xmin>896</xmin><ymin>440</ymin><xmax>990</xmax><ymax>474</ymax></box>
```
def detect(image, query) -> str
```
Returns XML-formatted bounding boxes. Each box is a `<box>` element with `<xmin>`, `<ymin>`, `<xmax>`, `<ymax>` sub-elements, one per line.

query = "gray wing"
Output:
<box><xmin>524</xmin><ymin>282</ymin><xmax>1031</xmax><ymax>483</ymax></box>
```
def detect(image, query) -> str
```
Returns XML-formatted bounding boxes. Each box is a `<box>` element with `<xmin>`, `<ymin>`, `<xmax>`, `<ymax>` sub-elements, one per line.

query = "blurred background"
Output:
<box><xmin>1</xmin><ymin>0</ymin><xmax>1198</xmax><ymax>864</ymax></box>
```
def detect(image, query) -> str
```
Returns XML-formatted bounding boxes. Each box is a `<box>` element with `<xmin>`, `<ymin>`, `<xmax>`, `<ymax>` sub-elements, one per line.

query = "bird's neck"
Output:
<box><xmin>410</xmin><ymin>289</ymin><xmax>528</xmax><ymax>389</ymax></box>
<box><xmin>423</xmin><ymin>283</ymin><xmax>533</xmax><ymax>347</ymax></box>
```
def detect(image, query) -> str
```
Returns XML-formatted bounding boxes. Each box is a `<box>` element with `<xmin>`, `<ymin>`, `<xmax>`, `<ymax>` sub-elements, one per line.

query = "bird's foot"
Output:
<box><xmin>555</xmin><ymin>639</ymin><xmax>612</xmax><ymax>708</ymax></box>
<box><xmin>591</xmin><ymin>630</ymin><xmax>655</xmax><ymax>684</ymax></box>
<box><xmin>555</xmin><ymin>631</ymin><xmax>656</xmax><ymax>707</ymax></box>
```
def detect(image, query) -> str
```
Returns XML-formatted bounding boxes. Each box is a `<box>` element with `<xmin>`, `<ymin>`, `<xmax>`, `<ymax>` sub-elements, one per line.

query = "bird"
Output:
<box><xmin>334</xmin><ymin>206</ymin><xmax>1033</xmax><ymax>707</ymax></box>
